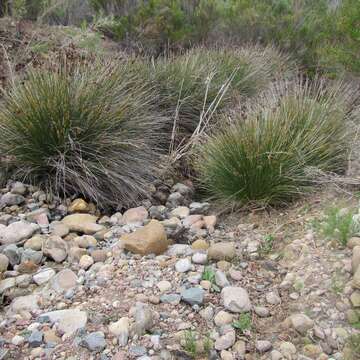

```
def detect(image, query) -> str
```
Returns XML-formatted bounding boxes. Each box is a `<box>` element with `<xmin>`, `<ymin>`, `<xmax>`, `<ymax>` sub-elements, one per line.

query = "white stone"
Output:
<box><xmin>33</xmin><ymin>268</ymin><xmax>56</xmax><ymax>285</ymax></box>
<box><xmin>175</xmin><ymin>258</ymin><xmax>192</xmax><ymax>273</ymax></box>
<box><xmin>221</xmin><ymin>287</ymin><xmax>252</xmax><ymax>313</ymax></box>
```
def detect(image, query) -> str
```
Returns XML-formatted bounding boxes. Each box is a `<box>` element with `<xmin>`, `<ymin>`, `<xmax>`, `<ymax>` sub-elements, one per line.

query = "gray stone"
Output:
<box><xmin>129</xmin><ymin>345</ymin><xmax>147</xmax><ymax>357</ymax></box>
<box><xmin>0</xmin><ymin>277</ymin><xmax>16</xmax><ymax>294</ymax></box>
<box><xmin>0</xmin><ymin>221</ymin><xmax>39</xmax><ymax>245</ymax></box>
<box><xmin>81</xmin><ymin>331</ymin><xmax>106</xmax><ymax>352</ymax></box>
<box><xmin>0</xmin><ymin>192</ymin><xmax>25</xmax><ymax>207</ymax></box>
<box><xmin>221</xmin><ymin>287</ymin><xmax>252</xmax><ymax>313</ymax></box>
<box><xmin>28</xmin><ymin>330</ymin><xmax>43</xmax><ymax>348</ymax></box>
<box><xmin>214</xmin><ymin>329</ymin><xmax>236</xmax><ymax>350</ymax></box>
<box><xmin>160</xmin><ymin>293</ymin><xmax>181</xmax><ymax>304</ymax></box>
<box><xmin>289</xmin><ymin>314</ymin><xmax>314</xmax><ymax>335</ymax></box>
<box><xmin>43</xmin><ymin>235</ymin><xmax>68</xmax><ymax>263</ymax></box>
<box><xmin>256</xmin><ymin>340</ymin><xmax>272</xmax><ymax>353</ymax></box>
<box><xmin>2</xmin><ymin>244</ymin><xmax>21</xmax><ymax>266</ymax></box>
<box><xmin>215</xmin><ymin>270</ymin><xmax>230</xmax><ymax>288</ymax></box>
<box><xmin>10</xmin><ymin>294</ymin><xmax>40</xmax><ymax>313</ymax></box>
<box><xmin>189</xmin><ymin>202</ymin><xmax>210</xmax><ymax>214</ymax></box>
<box><xmin>181</xmin><ymin>287</ymin><xmax>204</xmax><ymax>306</ymax></box>
<box><xmin>254</xmin><ymin>306</ymin><xmax>270</xmax><ymax>318</ymax></box>
<box><xmin>21</xmin><ymin>248</ymin><xmax>42</xmax><ymax>265</ymax></box>
<box><xmin>266</xmin><ymin>291</ymin><xmax>281</xmax><ymax>305</ymax></box>
<box><xmin>134</xmin><ymin>303</ymin><xmax>154</xmax><ymax>336</ymax></box>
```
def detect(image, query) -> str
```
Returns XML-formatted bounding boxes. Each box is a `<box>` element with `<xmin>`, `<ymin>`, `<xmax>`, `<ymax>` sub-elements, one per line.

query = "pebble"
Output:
<box><xmin>192</xmin><ymin>252</ymin><xmax>207</xmax><ymax>264</ymax></box>
<box><xmin>175</xmin><ymin>258</ymin><xmax>192</xmax><ymax>272</ymax></box>
<box><xmin>221</xmin><ymin>286</ymin><xmax>252</xmax><ymax>313</ymax></box>
<box><xmin>81</xmin><ymin>331</ymin><xmax>106</xmax><ymax>352</ymax></box>
<box><xmin>256</xmin><ymin>340</ymin><xmax>272</xmax><ymax>353</ymax></box>
<box><xmin>181</xmin><ymin>287</ymin><xmax>204</xmax><ymax>305</ymax></box>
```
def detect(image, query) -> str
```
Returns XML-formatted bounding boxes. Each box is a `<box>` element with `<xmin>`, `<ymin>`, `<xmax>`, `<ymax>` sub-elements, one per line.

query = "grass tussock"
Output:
<box><xmin>196</xmin><ymin>79</ymin><xmax>352</xmax><ymax>207</ymax></box>
<box><xmin>149</xmin><ymin>46</ymin><xmax>290</xmax><ymax>140</ymax></box>
<box><xmin>0</xmin><ymin>60</ymin><xmax>165</xmax><ymax>208</ymax></box>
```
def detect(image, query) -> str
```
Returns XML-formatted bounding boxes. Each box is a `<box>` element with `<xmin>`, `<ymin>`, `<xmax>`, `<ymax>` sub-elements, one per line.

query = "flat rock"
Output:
<box><xmin>50</xmin><ymin>269</ymin><xmax>77</xmax><ymax>293</ymax></box>
<box><xmin>33</xmin><ymin>268</ymin><xmax>56</xmax><ymax>285</ymax></box>
<box><xmin>181</xmin><ymin>287</ymin><xmax>204</xmax><ymax>305</ymax></box>
<box><xmin>39</xmin><ymin>309</ymin><xmax>87</xmax><ymax>334</ymax></box>
<box><xmin>81</xmin><ymin>331</ymin><xmax>106</xmax><ymax>352</ymax></box>
<box><xmin>0</xmin><ymin>221</ymin><xmax>39</xmax><ymax>245</ymax></box>
<box><xmin>62</xmin><ymin>214</ymin><xmax>104</xmax><ymax>234</ymax></box>
<box><xmin>221</xmin><ymin>286</ymin><xmax>252</xmax><ymax>313</ymax></box>
<box><xmin>120</xmin><ymin>220</ymin><xmax>168</xmax><ymax>255</ymax></box>
<box><xmin>9</xmin><ymin>294</ymin><xmax>40</xmax><ymax>313</ymax></box>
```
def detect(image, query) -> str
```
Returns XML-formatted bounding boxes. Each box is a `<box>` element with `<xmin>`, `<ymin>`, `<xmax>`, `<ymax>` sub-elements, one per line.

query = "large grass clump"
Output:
<box><xmin>0</xmin><ymin>61</ymin><xmax>164</xmax><ymax>208</ymax></box>
<box><xmin>196</xmin><ymin>79</ymin><xmax>352</xmax><ymax>206</ymax></box>
<box><xmin>149</xmin><ymin>46</ymin><xmax>289</xmax><ymax>141</ymax></box>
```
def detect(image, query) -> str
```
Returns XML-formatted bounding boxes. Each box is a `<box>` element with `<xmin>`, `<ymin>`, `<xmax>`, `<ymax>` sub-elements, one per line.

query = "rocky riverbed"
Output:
<box><xmin>0</xmin><ymin>181</ymin><xmax>359</xmax><ymax>359</ymax></box>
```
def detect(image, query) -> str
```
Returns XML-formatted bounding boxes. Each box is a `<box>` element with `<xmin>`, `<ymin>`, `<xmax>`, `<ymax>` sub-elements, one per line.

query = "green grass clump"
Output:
<box><xmin>196</xmin><ymin>79</ymin><xmax>351</xmax><ymax>207</ymax></box>
<box><xmin>0</xmin><ymin>61</ymin><xmax>164</xmax><ymax>208</ymax></box>
<box><xmin>316</xmin><ymin>206</ymin><xmax>360</xmax><ymax>246</ymax></box>
<box><xmin>232</xmin><ymin>313</ymin><xmax>252</xmax><ymax>333</ymax></box>
<box><xmin>150</xmin><ymin>46</ymin><xmax>288</xmax><ymax>142</ymax></box>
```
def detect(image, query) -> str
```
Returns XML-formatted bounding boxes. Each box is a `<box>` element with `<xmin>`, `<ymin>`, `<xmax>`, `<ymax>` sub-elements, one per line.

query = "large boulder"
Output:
<box><xmin>62</xmin><ymin>214</ymin><xmax>104</xmax><ymax>234</ymax></box>
<box><xmin>0</xmin><ymin>221</ymin><xmax>39</xmax><ymax>245</ymax></box>
<box><xmin>120</xmin><ymin>220</ymin><xmax>168</xmax><ymax>255</ymax></box>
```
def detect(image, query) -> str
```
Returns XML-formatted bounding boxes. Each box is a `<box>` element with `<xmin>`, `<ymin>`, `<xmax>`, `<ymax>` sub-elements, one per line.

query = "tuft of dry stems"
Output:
<box><xmin>0</xmin><ymin>60</ymin><xmax>166</xmax><ymax>208</ymax></box>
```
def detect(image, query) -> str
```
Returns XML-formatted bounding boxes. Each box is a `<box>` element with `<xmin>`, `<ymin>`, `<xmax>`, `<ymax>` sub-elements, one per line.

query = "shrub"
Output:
<box><xmin>150</xmin><ymin>46</ymin><xmax>289</xmax><ymax>143</ymax></box>
<box><xmin>196</xmin><ymin>79</ymin><xmax>351</xmax><ymax>207</ymax></box>
<box><xmin>0</xmin><ymin>61</ymin><xmax>164</xmax><ymax>208</ymax></box>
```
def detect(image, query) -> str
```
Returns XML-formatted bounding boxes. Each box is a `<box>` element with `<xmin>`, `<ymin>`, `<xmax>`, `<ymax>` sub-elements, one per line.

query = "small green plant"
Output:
<box><xmin>197</xmin><ymin>79</ymin><xmax>351</xmax><ymax>207</ymax></box>
<box><xmin>202</xmin><ymin>266</ymin><xmax>220</xmax><ymax>292</ymax></box>
<box><xmin>232</xmin><ymin>313</ymin><xmax>252</xmax><ymax>333</ymax></box>
<box><xmin>260</xmin><ymin>234</ymin><xmax>275</xmax><ymax>255</ymax></box>
<box><xmin>318</xmin><ymin>206</ymin><xmax>359</xmax><ymax>246</ymax></box>
<box><xmin>203</xmin><ymin>333</ymin><xmax>213</xmax><ymax>354</ymax></box>
<box><xmin>183</xmin><ymin>330</ymin><xmax>197</xmax><ymax>357</ymax></box>
<box><xmin>293</xmin><ymin>279</ymin><xmax>305</xmax><ymax>293</ymax></box>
